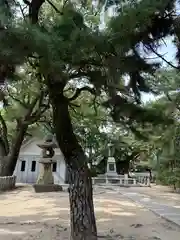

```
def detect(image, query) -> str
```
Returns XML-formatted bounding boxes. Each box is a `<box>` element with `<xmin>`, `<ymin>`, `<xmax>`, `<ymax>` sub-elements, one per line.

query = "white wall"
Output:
<box><xmin>14</xmin><ymin>138</ymin><xmax>66</xmax><ymax>184</ymax></box>
<box><xmin>14</xmin><ymin>155</ymin><xmax>40</xmax><ymax>183</ymax></box>
<box><xmin>20</xmin><ymin>138</ymin><xmax>64</xmax><ymax>156</ymax></box>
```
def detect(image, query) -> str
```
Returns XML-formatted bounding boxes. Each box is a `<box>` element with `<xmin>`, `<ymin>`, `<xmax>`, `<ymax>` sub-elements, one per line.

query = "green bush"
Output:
<box><xmin>157</xmin><ymin>168</ymin><xmax>180</xmax><ymax>189</ymax></box>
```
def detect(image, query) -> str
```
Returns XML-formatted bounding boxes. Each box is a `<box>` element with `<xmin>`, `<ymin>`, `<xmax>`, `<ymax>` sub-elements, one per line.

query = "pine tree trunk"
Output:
<box><xmin>68</xmin><ymin>165</ymin><xmax>97</xmax><ymax>240</ymax></box>
<box><xmin>0</xmin><ymin>138</ymin><xmax>8</xmax><ymax>176</ymax></box>
<box><xmin>47</xmin><ymin>81</ymin><xmax>97</xmax><ymax>240</ymax></box>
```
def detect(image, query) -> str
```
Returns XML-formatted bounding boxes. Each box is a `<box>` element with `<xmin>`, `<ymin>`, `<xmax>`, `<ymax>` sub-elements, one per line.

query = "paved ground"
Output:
<box><xmin>0</xmin><ymin>185</ymin><xmax>180</xmax><ymax>239</ymax></box>
<box><xmin>117</xmin><ymin>186</ymin><xmax>180</xmax><ymax>227</ymax></box>
<box><xmin>126</xmin><ymin>185</ymin><xmax>180</xmax><ymax>206</ymax></box>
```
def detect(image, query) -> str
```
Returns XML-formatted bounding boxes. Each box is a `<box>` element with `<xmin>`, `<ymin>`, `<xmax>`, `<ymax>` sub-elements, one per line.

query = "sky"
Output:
<box><xmin>101</xmin><ymin>3</ymin><xmax>180</xmax><ymax>104</ymax></box>
<box><xmin>141</xmin><ymin>1</ymin><xmax>180</xmax><ymax>103</ymax></box>
<box><xmin>141</xmin><ymin>37</ymin><xmax>177</xmax><ymax>103</ymax></box>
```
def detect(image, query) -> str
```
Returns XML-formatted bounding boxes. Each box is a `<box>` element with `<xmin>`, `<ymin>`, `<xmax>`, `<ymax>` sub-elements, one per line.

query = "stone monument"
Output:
<box><xmin>106</xmin><ymin>143</ymin><xmax>118</xmax><ymax>177</ymax></box>
<box><xmin>33</xmin><ymin>135</ymin><xmax>63</xmax><ymax>193</ymax></box>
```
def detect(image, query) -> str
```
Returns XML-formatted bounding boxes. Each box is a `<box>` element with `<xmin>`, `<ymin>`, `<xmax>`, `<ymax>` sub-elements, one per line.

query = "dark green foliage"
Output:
<box><xmin>103</xmin><ymin>95</ymin><xmax>174</xmax><ymax>127</ymax></box>
<box><xmin>153</xmin><ymin>121</ymin><xmax>180</xmax><ymax>189</ymax></box>
<box><xmin>133</xmin><ymin>164</ymin><xmax>151</xmax><ymax>173</ymax></box>
<box><xmin>0</xmin><ymin>0</ymin><xmax>179</xmax><ymax>158</ymax></box>
<box><xmin>0</xmin><ymin>0</ymin><xmax>177</xmax><ymax>122</ymax></box>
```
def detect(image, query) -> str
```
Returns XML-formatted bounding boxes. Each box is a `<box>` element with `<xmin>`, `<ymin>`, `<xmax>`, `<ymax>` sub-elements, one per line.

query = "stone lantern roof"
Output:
<box><xmin>37</xmin><ymin>134</ymin><xmax>58</xmax><ymax>149</ymax></box>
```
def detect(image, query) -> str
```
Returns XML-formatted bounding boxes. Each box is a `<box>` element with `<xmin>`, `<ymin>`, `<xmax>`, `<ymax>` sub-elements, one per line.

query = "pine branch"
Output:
<box><xmin>129</xmin><ymin>125</ymin><xmax>149</xmax><ymax>141</ymax></box>
<box><xmin>105</xmin><ymin>95</ymin><xmax>174</xmax><ymax>125</ymax></box>
<box><xmin>8</xmin><ymin>92</ymin><xmax>29</xmax><ymax>108</ymax></box>
<box><xmin>166</xmin><ymin>92</ymin><xmax>173</xmax><ymax>102</ymax></box>
<box><xmin>68</xmin><ymin>87</ymin><xmax>96</xmax><ymax>101</ymax></box>
<box><xmin>38</xmin><ymin>118</ymin><xmax>54</xmax><ymax>132</ymax></box>
<box><xmin>28</xmin><ymin>90</ymin><xmax>49</xmax><ymax>124</ymax></box>
<box><xmin>25</xmin><ymin>132</ymin><xmax>33</xmax><ymax>137</ymax></box>
<box><xmin>27</xmin><ymin>0</ymin><xmax>62</xmax><ymax>24</ymax></box>
<box><xmin>148</xmin><ymin>45</ymin><xmax>179</xmax><ymax>70</ymax></box>
<box><xmin>23</xmin><ymin>96</ymin><xmax>39</xmax><ymax>123</ymax></box>
<box><xmin>46</xmin><ymin>0</ymin><xmax>62</xmax><ymax>14</ymax></box>
<box><xmin>14</xmin><ymin>0</ymin><xmax>27</xmax><ymax>20</ymax></box>
<box><xmin>23</xmin><ymin>0</ymin><xmax>30</xmax><ymax>5</ymax></box>
<box><xmin>69</xmin><ymin>71</ymin><xmax>88</xmax><ymax>79</ymax></box>
<box><xmin>30</xmin><ymin>105</ymin><xmax>49</xmax><ymax>123</ymax></box>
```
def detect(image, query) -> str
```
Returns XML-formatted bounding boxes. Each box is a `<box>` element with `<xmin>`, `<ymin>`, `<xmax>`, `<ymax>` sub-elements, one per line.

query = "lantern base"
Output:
<box><xmin>33</xmin><ymin>184</ymin><xmax>63</xmax><ymax>193</ymax></box>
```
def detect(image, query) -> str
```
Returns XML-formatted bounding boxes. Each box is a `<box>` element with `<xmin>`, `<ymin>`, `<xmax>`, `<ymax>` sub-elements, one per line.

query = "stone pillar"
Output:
<box><xmin>124</xmin><ymin>174</ymin><xmax>128</xmax><ymax>185</ymax></box>
<box><xmin>37</xmin><ymin>159</ymin><xmax>54</xmax><ymax>185</ymax></box>
<box><xmin>147</xmin><ymin>177</ymin><xmax>150</xmax><ymax>187</ymax></box>
<box><xmin>106</xmin><ymin>143</ymin><xmax>118</xmax><ymax>179</ymax></box>
<box><xmin>106</xmin><ymin>157</ymin><xmax>117</xmax><ymax>175</ymax></box>
<box><xmin>133</xmin><ymin>178</ymin><xmax>136</xmax><ymax>185</ymax></box>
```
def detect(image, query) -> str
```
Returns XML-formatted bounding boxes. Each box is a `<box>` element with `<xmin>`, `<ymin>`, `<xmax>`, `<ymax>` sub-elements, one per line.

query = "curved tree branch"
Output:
<box><xmin>23</xmin><ymin>0</ymin><xmax>30</xmax><ymax>5</ymax></box>
<box><xmin>46</xmin><ymin>0</ymin><xmax>62</xmax><ymax>14</ymax></box>
<box><xmin>148</xmin><ymin>45</ymin><xmax>179</xmax><ymax>70</ymax></box>
<box><xmin>28</xmin><ymin>0</ymin><xmax>62</xmax><ymax>24</ymax></box>
<box><xmin>27</xmin><ymin>90</ymin><xmax>49</xmax><ymax>123</ymax></box>
<box><xmin>8</xmin><ymin>92</ymin><xmax>29</xmax><ymax>108</ymax></box>
<box><xmin>68</xmin><ymin>86</ymin><xmax>96</xmax><ymax>101</ymax></box>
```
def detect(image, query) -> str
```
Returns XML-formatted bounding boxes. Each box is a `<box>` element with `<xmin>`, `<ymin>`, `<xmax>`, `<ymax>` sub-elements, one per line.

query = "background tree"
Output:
<box><xmin>0</xmin><ymin>67</ymin><xmax>49</xmax><ymax>176</ymax></box>
<box><xmin>70</xmin><ymin>91</ymin><xmax>151</xmax><ymax>175</ymax></box>
<box><xmin>140</xmin><ymin>69</ymin><xmax>180</xmax><ymax>188</ymax></box>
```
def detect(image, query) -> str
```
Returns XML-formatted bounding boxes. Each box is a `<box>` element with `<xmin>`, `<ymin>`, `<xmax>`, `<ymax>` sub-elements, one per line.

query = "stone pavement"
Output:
<box><xmin>119</xmin><ymin>189</ymin><xmax>180</xmax><ymax>227</ymax></box>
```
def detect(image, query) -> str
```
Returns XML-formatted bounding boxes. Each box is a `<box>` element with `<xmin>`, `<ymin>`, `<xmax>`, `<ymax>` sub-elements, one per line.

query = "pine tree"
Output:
<box><xmin>0</xmin><ymin>0</ymin><xmax>178</xmax><ymax>239</ymax></box>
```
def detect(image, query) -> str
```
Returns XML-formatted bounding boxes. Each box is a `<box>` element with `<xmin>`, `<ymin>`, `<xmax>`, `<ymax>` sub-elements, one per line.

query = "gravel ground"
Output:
<box><xmin>0</xmin><ymin>185</ymin><xmax>179</xmax><ymax>240</ymax></box>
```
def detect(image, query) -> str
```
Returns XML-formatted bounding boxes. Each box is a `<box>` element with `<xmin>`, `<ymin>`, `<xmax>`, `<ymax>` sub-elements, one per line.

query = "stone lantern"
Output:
<box><xmin>33</xmin><ymin>135</ymin><xmax>62</xmax><ymax>192</ymax></box>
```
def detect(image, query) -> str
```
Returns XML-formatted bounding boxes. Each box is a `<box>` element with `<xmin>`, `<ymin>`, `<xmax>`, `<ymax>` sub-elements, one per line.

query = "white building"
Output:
<box><xmin>13</xmin><ymin>137</ymin><xmax>67</xmax><ymax>185</ymax></box>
